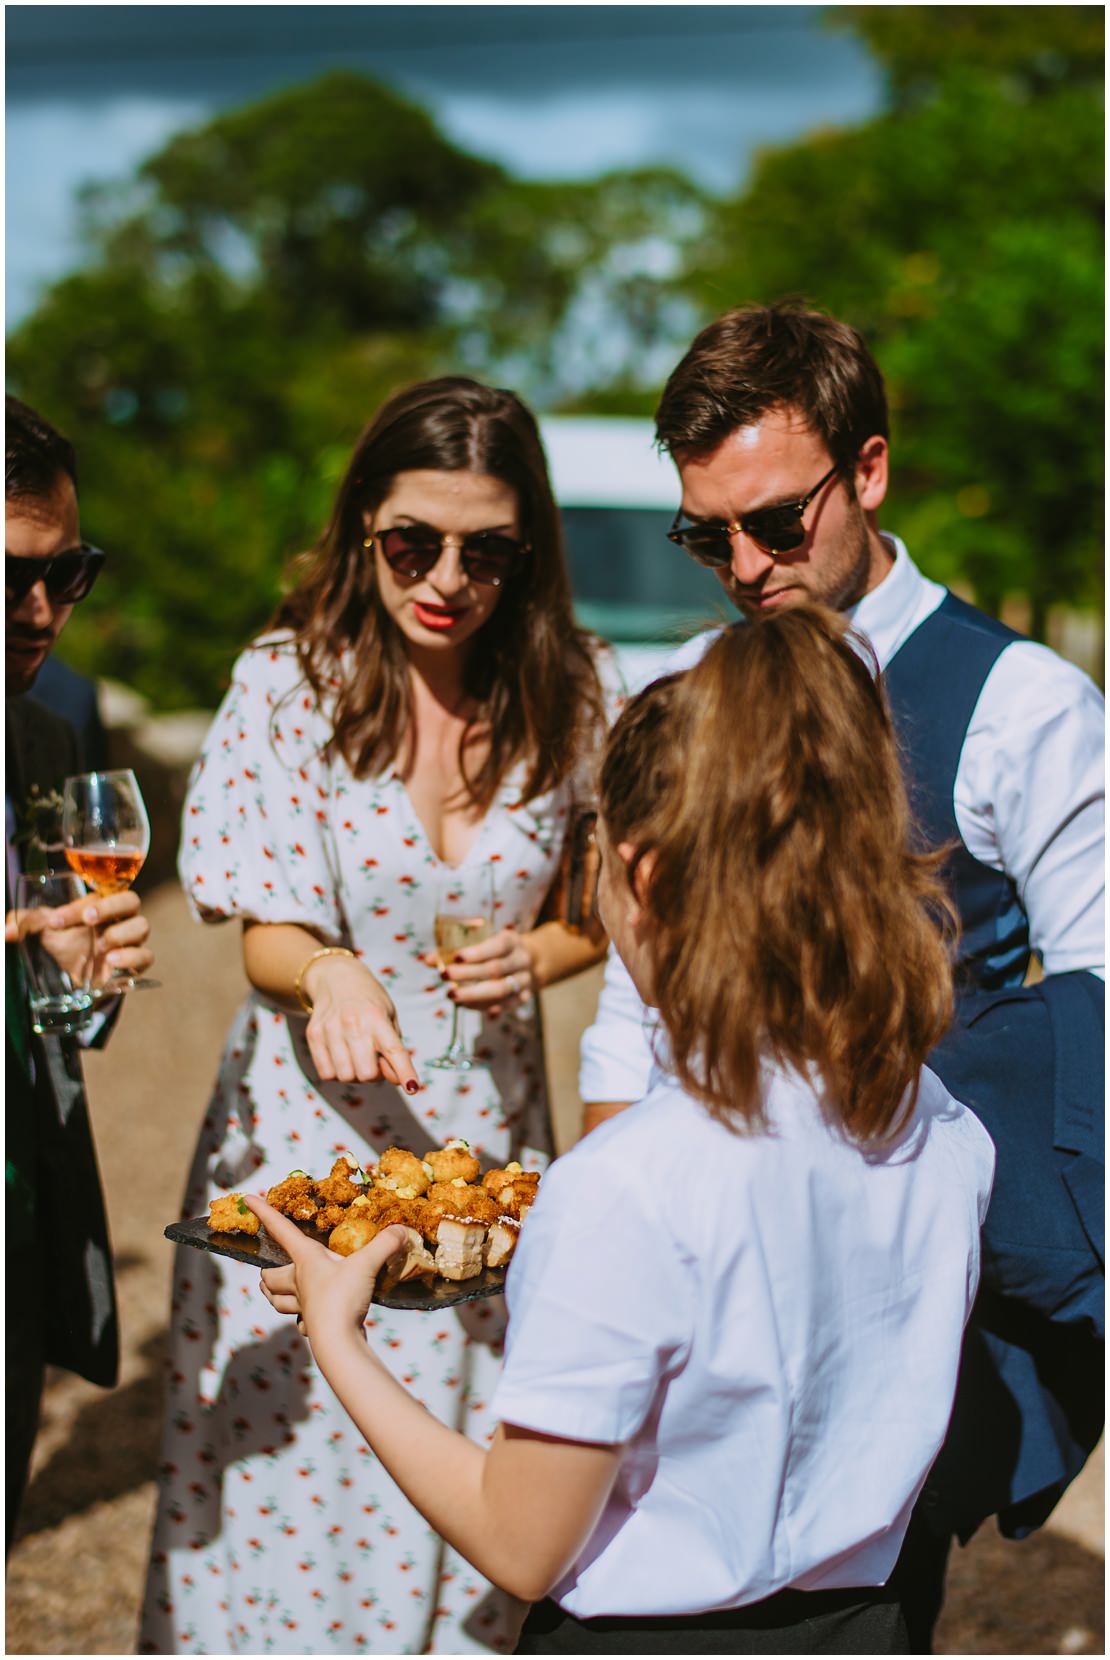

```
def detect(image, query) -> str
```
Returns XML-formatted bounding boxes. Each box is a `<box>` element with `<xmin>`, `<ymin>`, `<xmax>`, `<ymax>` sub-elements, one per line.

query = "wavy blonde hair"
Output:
<box><xmin>599</xmin><ymin>606</ymin><xmax>956</xmax><ymax>1142</ymax></box>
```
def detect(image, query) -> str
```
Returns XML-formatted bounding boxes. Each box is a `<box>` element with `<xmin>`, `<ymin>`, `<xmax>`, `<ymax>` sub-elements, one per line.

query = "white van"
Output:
<box><xmin>539</xmin><ymin>416</ymin><xmax>727</xmax><ymax>692</ymax></box>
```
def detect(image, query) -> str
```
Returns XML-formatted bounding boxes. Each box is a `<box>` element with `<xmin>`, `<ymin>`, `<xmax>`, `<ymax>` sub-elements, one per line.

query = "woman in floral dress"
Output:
<box><xmin>141</xmin><ymin>378</ymin><xmax>620</xmax><ymax>1656</ymax></box>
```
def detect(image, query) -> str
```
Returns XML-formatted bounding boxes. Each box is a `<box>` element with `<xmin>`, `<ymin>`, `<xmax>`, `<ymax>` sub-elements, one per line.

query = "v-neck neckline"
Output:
<box><xmin>387</xmin><ymin>766</ymin><xmax>493</xmax><ymax>873</ymax></box>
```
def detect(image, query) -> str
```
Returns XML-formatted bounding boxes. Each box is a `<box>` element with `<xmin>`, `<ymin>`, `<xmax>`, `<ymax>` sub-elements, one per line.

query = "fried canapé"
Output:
<box><xmin>494</xmin><ymin>1174</ymin><xmax>540</xmax><ymax>1219</ymax></box>
<box><xmin>315</xmin><ymin>1155</ymin><xmax>366</xmax><ymax>1206</ymax></box>
<box><xmin>208</xmin><ymin>1194</ymin><xmax>261</xmax><ymax>1235</ymax></box>
<box><xmin>328</xmin><ymin>1212</ymin><xmax>382</xmax><ymax>1257</ymax></box>
<box><xmin>425</xmin><ymin>1141</ymin><xmax>481</xmax><ymax>1185</ymax></box>
<box><xmin>266</xmin><ymin>1171</ymin><xmax>319</xmax><ymax>1220</ymax></box>
<box><xmin>313</xmin><ymin>1202</ymin><xmax>349</xmax><ymax>1232</ymax></box>
<box><xmin>481</xmin><ymin>1161</ymin><xmax>524</xmax><ymax>1196</ymax></box>
<box><xmin>374</xmin><ymin>1147</ymin><xmax>433</xmax><ymax>1197</ymax></box>
<box><xmin>350</xmin><ymin>1186</ymin><xmax>412</xmax><ymax>1223</ymax></box>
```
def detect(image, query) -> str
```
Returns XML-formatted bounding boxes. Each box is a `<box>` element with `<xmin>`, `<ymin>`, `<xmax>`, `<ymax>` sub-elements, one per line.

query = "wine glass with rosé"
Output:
<box><xmin>427</xmin><ymin>861</ymin><xmax>496</xmax><ymax>1070</ymax></box>
<box><xmin>62</xmin><ymin>769</ymin><xmax>160</xmax><ymax>991</ymax></box>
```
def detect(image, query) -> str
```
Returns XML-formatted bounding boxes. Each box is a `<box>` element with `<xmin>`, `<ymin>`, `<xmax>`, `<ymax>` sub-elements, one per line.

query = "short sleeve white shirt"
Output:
<box><xmin>579</xmin><ymin>536</ymin><xmax>1105</xmax><ymax>1106</ymax></box>
<box><xmin>492</xmin><ymin>1065</ymin><xmax>994</xmax><ymax>1618</ymax></box>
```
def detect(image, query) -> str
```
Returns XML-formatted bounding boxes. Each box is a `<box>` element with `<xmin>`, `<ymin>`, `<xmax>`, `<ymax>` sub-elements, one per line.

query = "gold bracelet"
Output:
<box><xmin>295</xmin><ymin>946</ymin><xmax>358</xmax><ymax>1013</ymax></box>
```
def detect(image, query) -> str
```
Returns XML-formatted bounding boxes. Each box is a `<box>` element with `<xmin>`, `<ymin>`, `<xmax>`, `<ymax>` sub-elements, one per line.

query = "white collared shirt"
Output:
<box><xmin>579</xmin><ymin>537</ymin><xmax>1105</xmax><ymax>1106</ymax></box>
<box><xmin>492</xmin><ymin>1063</ymin><xmax>994</xmax><ymax>1617</ymax></box>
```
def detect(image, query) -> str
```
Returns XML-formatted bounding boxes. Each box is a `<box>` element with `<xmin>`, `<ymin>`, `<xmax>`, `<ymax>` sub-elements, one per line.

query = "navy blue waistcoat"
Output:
<box><xmin>884</xmin><ymin>593</ymin><xmax>1030</xmax><ymax>992</ymax></box>
<box><xmin>883</xmin><ymin>592</ymin><xmax>1104</xmax><ymax>1541</ymax></box>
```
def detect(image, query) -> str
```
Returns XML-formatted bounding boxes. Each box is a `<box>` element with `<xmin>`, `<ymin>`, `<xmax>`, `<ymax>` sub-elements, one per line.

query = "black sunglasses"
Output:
<box><xmin>5</xmin><ymin>542</ymin><xmax>105</xmax><ymax>605</ymax></box>
<box><xmin>371</xmin><ymin>525</ymin><xmax>529</xmax><ymax>588</ymax></box>
<box><xmin>667</xmin><ymin>463</ymin><xmax>841</xmax><ymax>564</ymax></box>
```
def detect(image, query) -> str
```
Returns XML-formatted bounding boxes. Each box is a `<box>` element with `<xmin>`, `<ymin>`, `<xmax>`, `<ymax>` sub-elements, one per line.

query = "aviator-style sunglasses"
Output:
<box><xmin>367</xmin><ymin>524</ymin><xmax>530</xmax><ymax>588</ymax></box>
<box><xmin>667</xmin><ymin>463</ymin><xmax>841</xmax><ymax>565</ymax></box>
<box><xmin>5</xmin><ymin>542</ymin><xmax>105</xmax><ymax>605</ymax></box>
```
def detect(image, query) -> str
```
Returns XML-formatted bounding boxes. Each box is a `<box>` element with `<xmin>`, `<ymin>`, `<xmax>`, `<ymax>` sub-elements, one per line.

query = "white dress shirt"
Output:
<box><xmin>579</xmin><ymin>536</ymin><xmax>1105</xmax><ymax>1107</ymax></box>
<box><xmin>492</xmin><ymin>1063</ymin><xmax>994</xmax><ymax>1617</ymax></box>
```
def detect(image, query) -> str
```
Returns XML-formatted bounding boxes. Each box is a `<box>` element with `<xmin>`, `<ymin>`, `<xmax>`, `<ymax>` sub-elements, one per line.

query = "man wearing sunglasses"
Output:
<box><xmin>5</xmin><ymin>394</ymin><xmax>154</xmax><ymax>1550</ymax></box>
<box><xmin>580</xmin><ymin>304</ymin><xmax>1103</xmax><ymax>1650</ymax></box>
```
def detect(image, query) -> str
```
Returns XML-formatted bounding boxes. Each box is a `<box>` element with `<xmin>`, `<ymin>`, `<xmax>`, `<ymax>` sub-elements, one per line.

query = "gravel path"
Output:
<box><xmin>6</xmin><ymin>882</ymin><xmax>1104</xmax><ymax>1655</ymax></box>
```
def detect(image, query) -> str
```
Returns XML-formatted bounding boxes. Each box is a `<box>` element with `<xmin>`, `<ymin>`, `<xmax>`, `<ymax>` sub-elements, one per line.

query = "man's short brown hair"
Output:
<box><xmin>655</xmin><ymin>302</ymin><xmax>889</xmax><ymax>472</ymax></box>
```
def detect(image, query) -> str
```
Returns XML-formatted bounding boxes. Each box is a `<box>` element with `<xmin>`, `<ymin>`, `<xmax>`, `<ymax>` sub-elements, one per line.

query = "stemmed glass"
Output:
<box><xmin>62</xmin><ymin>768</ymin><xmax>160</xmax><ymax>991</ymax></box>
<box><xmin>427</xmin><ymin>861</ymin><xmax>496</xmax><ymax>1071</ymax></box>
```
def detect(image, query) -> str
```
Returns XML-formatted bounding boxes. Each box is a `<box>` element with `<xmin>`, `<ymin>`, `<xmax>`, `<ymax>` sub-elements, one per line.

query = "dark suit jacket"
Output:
<box><xmin>28</xmin><ymin>654</ymin><xmax>109</xmax><ymax>774</ymax></box>
<box><xmin>6</xmin><ymin>695</ymin><xmax>119</xmax><ymax>1387</ymax></box>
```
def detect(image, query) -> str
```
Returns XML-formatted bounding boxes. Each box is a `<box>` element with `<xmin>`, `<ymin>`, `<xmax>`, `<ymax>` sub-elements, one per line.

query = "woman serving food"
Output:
<box><xmin>141</xmin><ymin>378</ymin><xmax>619</xmax><ymax>1656</ymax></box>
<box><xmin>247</xmin><ymin>608</ymin><xmax>994</xmax><ymax>1655</ymax></box>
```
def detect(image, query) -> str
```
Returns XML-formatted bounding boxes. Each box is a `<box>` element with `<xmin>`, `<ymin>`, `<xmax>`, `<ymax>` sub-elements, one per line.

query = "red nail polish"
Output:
<box><xmin>405</xmin><ymin>1081</ymin><xmax>419</xmax><ymax>1095</ymax></box>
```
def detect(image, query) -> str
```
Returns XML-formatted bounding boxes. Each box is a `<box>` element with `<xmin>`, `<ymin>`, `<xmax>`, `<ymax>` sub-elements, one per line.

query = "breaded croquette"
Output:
<box><xmin>328</xmin><ymin>1203</ymin><xmax>410</xmax><ymax>1257</ymax></box>
<box><xmin>352</xmin><ymin>1186</ymin><xmax>411</xmax><ymax>1223</ymax></box>
<box><xmin>425</xmin><ymin>1142</ymin><xmax>481</xmax><ymax>1185</ymax></box>
<box><xmin>374</xmin><ymin>1147</ymin><xmax>433</xmax><ymax>1197</ymax></box>
<box><xmin>266</xmin><ymin>1171</ymin><xmax>316</xmax><ymax>1214</ymax></box>
<box><xmin>313</xmin><ymin>1202</ymin><xmax>349</xmax><ymax>1232</ymax></box>
<box><xmin>497</xmin><ymin>1174</ymin><xmax>541</xmax><ymax>1219</ymax></box>
<box><xmin>442</xmin><ymin>1186</ymin><xmax>501</xmax><ymax>1227</ymax></box>
<box><xmin>315</xmin><ymin>1155</ymin><xmax>365</xmax><ymax>1206</ymax></box>
<box><xmin>328</xmin><ymin>1213</ymin><xmax>381</xmax><ymax>1256</ymax></box>
<box><xmin>426</xmin><ymin>1179</ymin><xmax>478</xmax><ymax>1209</ymax></box>
<box><xmin>481</xmin><ymin>1161</ymin><xmax>524</xmax><ymax>1196</ymax></box>
<box><xmin>208</xmin><ymin>1193</ymin><xmax>262</xmax><ymax>1235</ymax></box>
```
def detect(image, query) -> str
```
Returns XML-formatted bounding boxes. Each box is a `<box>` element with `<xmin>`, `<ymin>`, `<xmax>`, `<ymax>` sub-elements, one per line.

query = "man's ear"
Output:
<box><xmin>853</xmin><ymin>435</ymin><xmax>888</xmax><ymax>514</ymax></box>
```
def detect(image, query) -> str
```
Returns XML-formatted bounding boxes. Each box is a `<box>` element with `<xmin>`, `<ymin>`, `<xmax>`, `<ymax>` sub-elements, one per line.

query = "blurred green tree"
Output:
<box><xmin>681</xmin><ymin>5</ymin><xmax>1103</xmax><ymax>635</ymax></box>
<box><xmin>7</xmin><ymin>73</ymin><xmax>705</xmax><ymax>707</ymax></box>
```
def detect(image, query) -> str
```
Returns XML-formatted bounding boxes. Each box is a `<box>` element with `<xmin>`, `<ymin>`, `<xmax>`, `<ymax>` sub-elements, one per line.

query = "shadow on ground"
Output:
<box><xmin>14</xmin><ymin>1328</ymin><xmax>167</xmax><ymax>1544</ymax></box>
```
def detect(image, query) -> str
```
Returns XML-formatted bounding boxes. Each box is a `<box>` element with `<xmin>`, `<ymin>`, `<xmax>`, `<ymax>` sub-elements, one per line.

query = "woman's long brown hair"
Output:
<box><xmin>600</xmin><ymin>606</ymin><xmax>956</xmax><ymax>1142</ymax></box>
<box><xmin>269</xmin><ymin>377</ymin><xmax>603</xmax><ymax>809</ymax></box>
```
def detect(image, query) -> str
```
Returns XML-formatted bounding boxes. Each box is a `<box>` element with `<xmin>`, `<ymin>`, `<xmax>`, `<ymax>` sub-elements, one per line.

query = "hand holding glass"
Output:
<box><xmin>428</xmin><ymin>862</ymin><xmax>496</xmax><ymax>1070</ymax></box>
<box><xmin>62</xmin><ymin>769</ymin><xmax>159</xmax><ymax>991</ymax></box>
<box><xmin>15</xmin><ymin>873</ymin><xmax>97</xmax><ymax>1034</ymax></box>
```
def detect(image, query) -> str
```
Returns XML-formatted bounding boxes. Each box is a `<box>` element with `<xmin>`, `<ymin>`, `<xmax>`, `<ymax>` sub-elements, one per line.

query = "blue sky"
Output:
<box><xmin>6</xmin><ymin>6</ymin><xmax>882</xmax><ymax>327</ymax></box>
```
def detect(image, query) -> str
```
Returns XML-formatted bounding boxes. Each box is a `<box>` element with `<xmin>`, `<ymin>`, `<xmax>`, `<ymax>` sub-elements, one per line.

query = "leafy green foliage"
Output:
<box><xmin>682</xmin><ymin>7</ymin><xmax>1103</xmax><ymax>631</ymax></box>
<box><xmin>7</xmin><ymin>75</ymin><xmax>704</xmax><ymax>706</ymax></box>
<box><xmin>7</xmin><ymin>17</ymin><xmax>1101</xmax><ymax>706</ymax></box>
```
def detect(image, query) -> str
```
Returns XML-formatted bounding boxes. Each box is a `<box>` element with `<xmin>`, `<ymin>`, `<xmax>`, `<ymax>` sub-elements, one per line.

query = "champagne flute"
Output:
<box><xmin>62</xmin><ymin>768</ymin><xmax>160</xmax><ymax>991</ymax></box>
<box><xmin>427</xmin><ymin>861</ymin><xmax>496</xmax><ymax>1071</ymax></box>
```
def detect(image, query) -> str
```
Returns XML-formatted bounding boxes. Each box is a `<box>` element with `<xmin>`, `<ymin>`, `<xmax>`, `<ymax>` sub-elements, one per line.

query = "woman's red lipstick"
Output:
<box><xmin>413</xmin><ymin>601</ymin><xmax>463</xmax><ymax>631</ymax></box>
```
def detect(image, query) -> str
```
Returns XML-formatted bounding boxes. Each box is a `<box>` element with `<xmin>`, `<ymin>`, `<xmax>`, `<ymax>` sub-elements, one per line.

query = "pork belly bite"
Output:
<box><xmin>485</xmin><ymin>1216</ymin><xmax>521</xmax><ymax>1269</ymax></box>
<box><xmin>376</xmin><ymin>1227</ymin><xmax>438</xmax><ymax>1293</ymax></box>
<box><xmin>434</xmin><ymin>1218</ymin><xmax>488</xmax><ymax>1281</ymax></box>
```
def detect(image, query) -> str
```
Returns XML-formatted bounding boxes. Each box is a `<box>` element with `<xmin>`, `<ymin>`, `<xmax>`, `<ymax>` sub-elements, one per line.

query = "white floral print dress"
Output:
<box><xmin>141</xmin><ymin>635</ymin><xmax>620</xmax><ymax>1657</ymax></box>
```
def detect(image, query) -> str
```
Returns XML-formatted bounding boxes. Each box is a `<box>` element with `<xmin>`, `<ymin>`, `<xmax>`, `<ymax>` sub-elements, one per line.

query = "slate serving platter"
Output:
<box><xmin>164</xmin><ymin>1217</ymin><xmax>508</xmax><ymax>1310</ymax></box>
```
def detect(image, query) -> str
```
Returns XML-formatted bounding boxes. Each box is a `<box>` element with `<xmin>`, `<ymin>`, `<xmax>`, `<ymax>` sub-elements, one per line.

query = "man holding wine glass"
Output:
<box><xmin>5</xmin><ymin>394</ymin><xmax>155</xmax><ymax>1548</ymax></box>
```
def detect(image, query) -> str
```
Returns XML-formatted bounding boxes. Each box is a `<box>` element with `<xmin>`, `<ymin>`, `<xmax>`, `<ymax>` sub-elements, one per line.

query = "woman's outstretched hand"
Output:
<box><xmin>300</xmin><ymin>954</ymin><xmax>421</xmax><ymax>1094</ymax></box>
<box><xmin>246</xmin><ymin>1195</ymin><xmax>410</xmax><ymax>1338</ymax></box>
<box><xmin>436</xmin><ymin>924</ymin><xmax>537</xmax><ymax>1016</ymax></box>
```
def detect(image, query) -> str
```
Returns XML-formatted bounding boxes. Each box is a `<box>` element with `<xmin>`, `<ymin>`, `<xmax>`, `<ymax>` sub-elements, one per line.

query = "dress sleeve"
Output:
<box><xmin>490</xmin><ymin>1139</ymin><xmax>695</xmax><ymax>1445</ymax></box>
<box><xmin>177</xmin><ymin>638</ymin><xmax>346</xmax><ymax>940</ymax></box>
